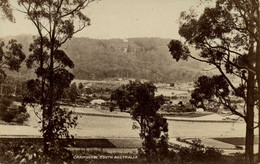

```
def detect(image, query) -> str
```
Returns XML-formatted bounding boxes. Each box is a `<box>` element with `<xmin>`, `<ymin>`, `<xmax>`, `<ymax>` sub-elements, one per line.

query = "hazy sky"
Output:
<box><xmin>0</xmin><ymin>0</ymin><xmax>207</xmax><ymax>39</ymax></box>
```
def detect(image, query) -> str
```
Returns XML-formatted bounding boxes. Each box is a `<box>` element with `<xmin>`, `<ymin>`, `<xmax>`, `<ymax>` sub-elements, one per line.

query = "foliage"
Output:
<box><xmin>0</xmin><ymin>39</ymin><xmax>25</xmax><ymax>83</ymax></box>
<box><xmin>161</xmin><ymin>103</ymin><xmax>196</xmax><ymax>113</ymax></box>
<box><xmin>190</xmin><ymin>75</ymin><xmax>229</xmax><ymax>109</ymax></box>
<box><xmin>168</xmin><ymin>0</ymin><xmax>259</xmax><ymax>162</ymax></box>
<box><xmin>41</xmin><ymin>107</ymin><xmax>77</xmax><ymax>163</ymax></box>
<box><xmin>169</xmin><ymin>83</ymin><xmax>175</xmax><ymax>87</ymax></box>
<box><xmin>69</xmin><ymin>82</ymin><xmax>79</xmax><ymax>103</ymax></box>
<box><xmin>0</xmin><ymin>0</ymin><xmax>13</xmax><ymax>22</ymax></box>
<box><xmin>5</xmin><ymin>35</ymin><xmax>209</xmax><ymax>83</ymax></box>
<box><xmin>111</xmin><ymin>81</ymin><xmax>169</xmax><ymax>162</ymax></box>
<box><xmin>0</xmin><ymin>98</ymin><xmax>29</xmax><ymax>123</ymax></box>
<box><xmin>63</xmin><ymin>37</ymin><xmax>207</xmax><ymax>82</ymax></box>
<box><xmin>177</xmin><ymin>140</ymin><xmax>224</xmax><ymax>164</ymax></box>
<box><xmin>78</xmin><ymin>82</ymin><xmax>84</xmax><ymax>94</ymax></box>
<box><xmin>24</xmin><ymin>36</ymin><xmax>76</xmax><ymax>160</ymax></box>
<box><xmin>18</xmin><ymin>0</ymin><xmax>95</xmax><ymax>161</ymax></box>
<box><xmin>0</xmin><ymin>140</ymin><xmax>74</xmax><ymax>164</ymax></box>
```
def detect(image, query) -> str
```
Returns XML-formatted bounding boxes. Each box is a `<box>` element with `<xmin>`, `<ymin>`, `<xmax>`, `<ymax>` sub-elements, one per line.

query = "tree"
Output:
<box><xmin>0</xmin><ymin>0</ymin><xmax>14</xmax><ymax>22</ymax></box>
<box><xmin>0</xmin><ymin>0</ymin><xmax>25</xmax><ymax>83</ymax></box>
<box><xmin>0</xmin><ymin>39</ymin><xmax>26</xmax><ymax>84</ymax></box>
<box><xmin>69</xmin><ymin>82</ymin><xmax>78</xmax><ymax>103</ymax></box>
<box><xmin>110</xmin><ymin>81</ymin><xmax>169</xmax><ymax>162</ymax></box>
<box><xmin>18</xmin><ymin>0</ymin><xmax>95</xmax><ymax>161</ymax></box>
<box><xmin>78</xmin><ymin>82</ymin><xmax>84</xmax><ymax>94</ymax></box>
<box><xmin>168</xmin><ymin>0</ymin><xmax>259</xmax><ymax>162</ymax></box>
<box><xmin>190</xmin><ymin>75</ymin><xmax>229</xmax><ymax>110</ymax></box>
<box><xmin>24</xmin><ymin>36</ymin><xmax>77</xmax><ymax>162</ymax></box>
<box><xmin>0</xmin><ymin>0</ymin><xmax>28</xmax><ymax>126</ymax></box>
<box><xmin>0</xmin><ymin>98</ymin><xmax>29</xmax><ymax>123</ymax></box>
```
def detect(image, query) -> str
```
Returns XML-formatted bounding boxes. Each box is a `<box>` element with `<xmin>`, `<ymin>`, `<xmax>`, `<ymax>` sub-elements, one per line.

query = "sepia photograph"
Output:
<box><xmin>0</xmin><ymin>0</ymin><xmax>259</xmax><ymax>163</ymax></box>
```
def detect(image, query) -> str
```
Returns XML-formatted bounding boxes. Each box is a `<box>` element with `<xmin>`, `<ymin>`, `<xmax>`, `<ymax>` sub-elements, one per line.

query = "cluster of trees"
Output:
<box><xmin>0</xmin><ymin>2</ymin><xmax>28</xmax><ymax>124</ymax></box>
<box><xmin>168</xmin><ymin>0</ymin><xmax>260</xmax><ymax>163</ymax></box>
<box><xmin>64</xmin><ymin>37</ymin><xmax>208</xmax><ymax>82</ymax></box>
<box><xmin>6</xmin><ymin>35</ymin><xmax>208</xmax><ymax>83</ymax></box>
<box><xmin>0</xmin><ymin>98</ymin><xmax>29</xmax><ymax>123</ymax></box>
<box><xmin>62</xmin><ymin>82</ymin><xmax>87</xmax><ymax>103</ymax></box>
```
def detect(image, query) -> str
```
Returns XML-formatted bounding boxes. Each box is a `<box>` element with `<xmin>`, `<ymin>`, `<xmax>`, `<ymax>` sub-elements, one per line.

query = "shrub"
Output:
<box><xmin>0</xmin><ymin>140</ymin><xmax>73</xmax><ymax>164</ymax></box>
<box><xmin>0</xmin><ymin>98</ymin><xmax>29</xmax><ymax>124</ymax></box>
<box><xmin>177</xmin><ymin>139</ymin><xmax>224</xmax><ymax>163</ymax></box>
<box><xmin>171</xmin><ymin>95</ymin><xmax>178</xmax><ymax>99</ymax></box>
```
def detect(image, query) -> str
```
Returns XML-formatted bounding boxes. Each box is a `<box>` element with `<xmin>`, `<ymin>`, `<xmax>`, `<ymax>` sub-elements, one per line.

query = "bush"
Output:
<box><xmin>161</xmin><ymin>104</ymin><xmax>196</xmax><ymax>113</ymax></box>
<box><xmin>171</xmin><ymin>96</ymin><xmax>178</xmax><ymax>99</ymax></box>
<box><xmin>177</xmin><ymin>139</ymin><xmax>224</xmax><ymax>163</ymax></box>
<box><xmin>0</xmin><ymin>98</ymin><xmax>29</xmax><ymax>124</ymax></box>
<box><xmin>0</xmin><ymin>140</ymin><xmax>73</xmax><ymax>164</ymax></box>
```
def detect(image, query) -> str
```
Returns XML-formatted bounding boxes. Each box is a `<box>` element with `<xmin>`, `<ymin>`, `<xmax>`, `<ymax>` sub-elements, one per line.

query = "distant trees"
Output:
<box><xmin>0</xmin><ymin>98</ymin><xmax>29</xmax><ymax>123</ymax></box>
<box><xmin>0</xmin><ymin>5</ymin><xmax>25</xmax><ymax>84</ymax></box>
<box><xmin>0</xmin><ymin>40</ymin><xmax>25</xmax><ymax>84</ymax></box>
<box><xmin>111</xmin><ymin>81</ymin><xmax>169</xmax><ymax>162</ymax></box>
<box><xmin>69</xmin><ymin>82</ymin><xmax>79</xmax><ymax>103</ymax></box>
<box><xmin>0</xmin><ymin>0</ymin><xmax>26</xmax><ymax>78</ymax></box>
<box><xmin>168</xmin><ymin>0</ymin><xmax>259</xmax><ymax>162</ymax></box>
<box><xmin>0</xmin><ymin>0</ymin><xmax>28</xmax><ymax>125</ymax></box>
<box><xmin>18</xmin><ymin>0</ymin><xmax>95</xmax><ymax>161</ymax></box>
<box><xmin>78</xmin><ymin>82</ymin><xmax>84</xmax><ymax>94</ymax></box>
<box><xmin>62</xmin><ymin>37</ymin><xmax>204</xmax><ymax>82</ymax></box>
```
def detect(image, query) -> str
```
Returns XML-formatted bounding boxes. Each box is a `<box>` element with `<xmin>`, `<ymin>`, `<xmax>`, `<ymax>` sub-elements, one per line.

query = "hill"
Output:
<box><xmin>2</xmin><ymin>35</ymin><xmax>211</xmax><ymax>83</ymax></box>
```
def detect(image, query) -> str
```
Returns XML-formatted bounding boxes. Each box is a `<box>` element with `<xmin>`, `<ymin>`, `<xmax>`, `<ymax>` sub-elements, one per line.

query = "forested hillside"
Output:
<box><xmin>3</xmin><ymin>35</ymin><xmax>210</xmax><ymax>82</ymax></box>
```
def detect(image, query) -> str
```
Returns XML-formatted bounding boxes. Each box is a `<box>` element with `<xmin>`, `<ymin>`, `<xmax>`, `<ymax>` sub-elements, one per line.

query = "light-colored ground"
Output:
<box><xmin>0</xmin><ymin>105</ymin><xmax>254</xmax><ymax>154</ymax></box>
<box><xmin>24</xmin><ymin>105</ymin><xmax>249</xmax><ymax>139</ymax></box>
<box><xmin>1</xmin><ymin>105</ymin><xmax>249</xmax><ymax>138</ymax></box>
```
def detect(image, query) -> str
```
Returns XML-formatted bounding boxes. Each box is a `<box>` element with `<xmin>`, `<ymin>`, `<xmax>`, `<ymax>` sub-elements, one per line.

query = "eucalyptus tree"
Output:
<box><xmin>17</xmin><ymin>0</ymin><xmax>95</xmax><ymax>160</ymax></box>
<box><xmin>168</xmin><ymin>0</ymin><xmax>259</xmax><ymax>162</ymax></box>
<box><xmin>0</xmin><ymin>0</ymin><xmax>25</xmax><ymax>81</ymax></box>
<box><xmin>0</xmin><ymin>40</ymin><xmax>25</xmax><ymax>83</ymax></box>
<box><xmin>0</xmin><ymin>0</ymin><xmax>14</xmax><ymax>21</ymax></box>
<box><xmin>111</xmin><ymin>81</ymin><xmax>168</xmax><ymax>162</ymax></box>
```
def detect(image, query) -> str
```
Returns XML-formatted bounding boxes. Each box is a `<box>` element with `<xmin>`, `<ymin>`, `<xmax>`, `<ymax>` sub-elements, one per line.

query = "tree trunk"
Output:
<box><xmin>245</xmin><ymin>70</ymin><xmax>255</xmax><ymax>163</ymax></box>
<box><xmin>257</xmin><ymin>40</ymin><xmax>260</xmax><ymax>162</ymax></box>
<box><xmin>245</xmin><ymin>30</ymin><xmax>255</xmax><ymax>163</ymax></box>
<box><xmin>256</xmin><ymin>0</ymin><xmax>260</xmax><ymax>162</ymax></box>
<box><xmin>38</xmin><ymin>34</ymin><xmax>48</xmax><ymax>155</ymax></box>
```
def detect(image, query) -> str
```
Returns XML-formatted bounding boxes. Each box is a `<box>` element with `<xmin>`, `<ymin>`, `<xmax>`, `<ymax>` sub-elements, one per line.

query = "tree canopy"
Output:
<box><xmin>0</xmin><ymin>39</ymin><xmax>25</xmax><ymax>83</ymax></box>
<box><xmin>0</xmin><ymin>0</ymin><xmax>14</xmax><ymax>22</ymax></box>
<box><xmin>168</xmin><ymin>0</ymin><xmax>259</xmax><ymax>162</ymax></box>
<box><xmin>111</xmin><ymin>81</ymin><xmax>168</xmax><ymax>162</ymax></box>
<box><xmin>18</xmin><ymin>0</ymin><xmax>95</xmax><ymax>161</ymax></box>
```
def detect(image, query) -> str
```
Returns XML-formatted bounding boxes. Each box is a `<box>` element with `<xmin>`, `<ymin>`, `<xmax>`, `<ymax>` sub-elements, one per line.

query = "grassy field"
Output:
<box><xmin>213</xmin><ymin>136</ymin><xmax>259</xmax><ymax>145</ymax></box>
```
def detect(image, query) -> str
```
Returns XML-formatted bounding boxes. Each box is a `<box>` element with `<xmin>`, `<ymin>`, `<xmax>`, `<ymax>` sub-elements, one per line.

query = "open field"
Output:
<box><xmin>24</xmin><ymin>105</ymin><xmax>248</xmax><ymax>139</ymax></box>
<box><xmin>0</xmin><ymin>104</ymin><xmax>256</xmax><ymax>156</ymax></box>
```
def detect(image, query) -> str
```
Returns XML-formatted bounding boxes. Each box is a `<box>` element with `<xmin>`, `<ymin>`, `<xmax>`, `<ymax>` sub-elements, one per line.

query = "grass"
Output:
<box><xmin>213</xmin><ymin>136</ymin><xmax>259</xmax><ymax>145</ymax></box>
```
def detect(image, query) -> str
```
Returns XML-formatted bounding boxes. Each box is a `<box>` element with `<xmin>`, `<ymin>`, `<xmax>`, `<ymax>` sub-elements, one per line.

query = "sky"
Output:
<box><xmin>0</xmin><ymin>0</ymin><xmax>209</xmax><ymax>39</ymax></box>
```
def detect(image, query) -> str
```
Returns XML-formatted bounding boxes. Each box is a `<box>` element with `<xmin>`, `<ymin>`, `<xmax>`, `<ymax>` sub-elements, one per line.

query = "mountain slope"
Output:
<box><xmin>2</xmin><ymin>35</ymin><xmax>210</xmax><ymax>82</ymax></box>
